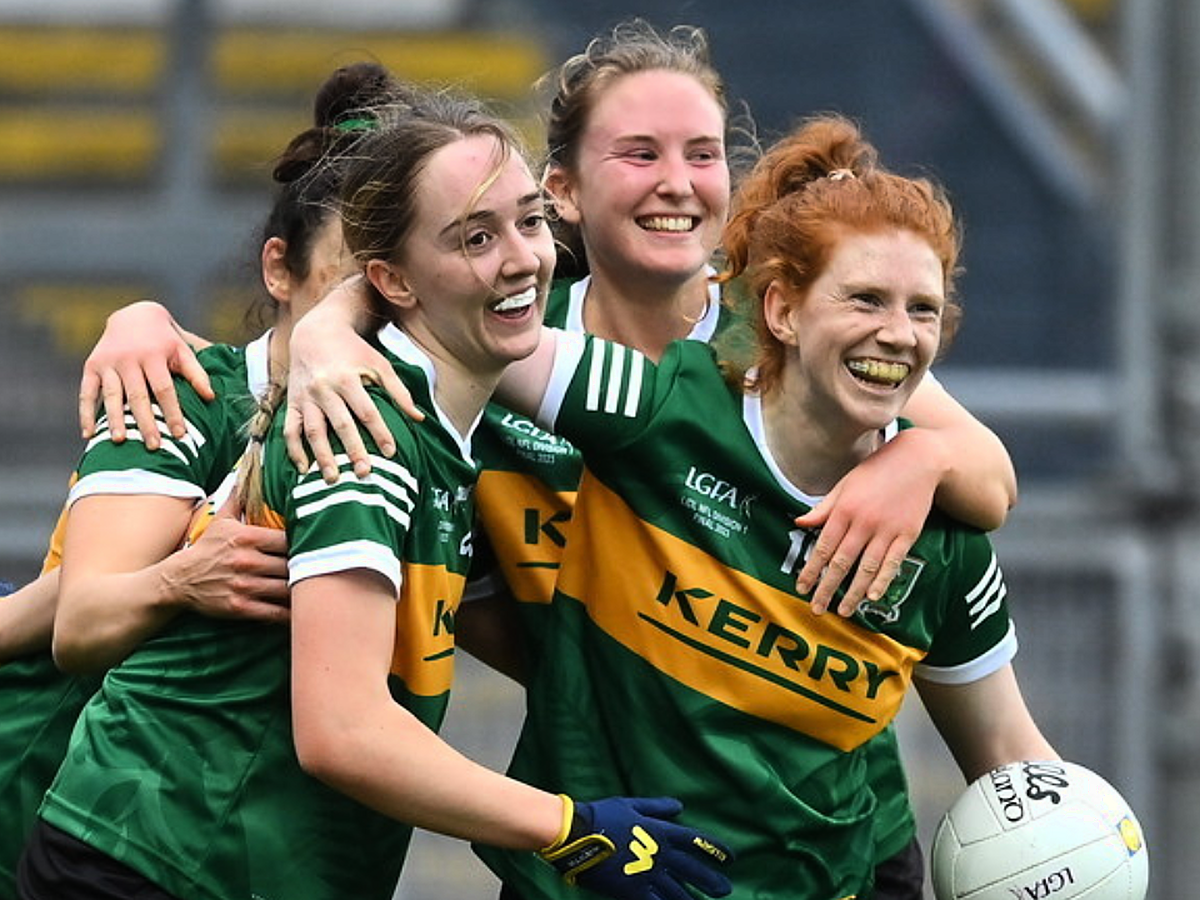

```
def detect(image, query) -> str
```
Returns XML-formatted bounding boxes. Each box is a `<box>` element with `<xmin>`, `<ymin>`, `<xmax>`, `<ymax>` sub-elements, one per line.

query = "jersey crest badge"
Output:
<box><xmin>854</xmin><ymin>556</ymin><xmax>925</xmax><ymax>624</ymax></box>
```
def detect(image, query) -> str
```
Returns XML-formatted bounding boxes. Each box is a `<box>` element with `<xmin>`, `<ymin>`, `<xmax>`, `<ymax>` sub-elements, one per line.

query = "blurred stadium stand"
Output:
<box><xmin>0</xmin><ymin>24</ymin><xmax>545</xmax><ymax>184</ymax></box>
<box><xmin>3</xmin><ymin>1</ymin><xmax>1200</xmax><ymax>898</ymax></box>
<box><xmin>0</xmin><ymin>0</ymin><xmax>547</xmax><ymax>568</ymax></box>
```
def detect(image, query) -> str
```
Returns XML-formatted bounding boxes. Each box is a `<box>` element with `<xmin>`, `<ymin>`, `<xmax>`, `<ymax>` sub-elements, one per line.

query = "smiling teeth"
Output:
<box><xmin>493</xmin><ymin>287</ymin><xmax>536</xmax><ymax>312</ymax></box>
<box><xmin>847</xmin><ymin>359</ymin><xmax>910</xmax><ymax>385</ymax></box>
<box><xmin>639</xmin><ymin>216</ymin><xmax>695</xmax><ymax>232</ymax></box>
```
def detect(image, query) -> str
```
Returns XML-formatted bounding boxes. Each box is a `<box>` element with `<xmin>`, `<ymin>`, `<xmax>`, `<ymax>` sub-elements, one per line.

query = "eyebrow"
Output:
<box><xmin>437</xmin><ymin>190</ymin><xmax>545</xmax><ymax>243</ymax></box>
<box><xmin>611</xmin><ymin>133</ymin><xmax>723</xmax><ymax>147</ymax></box>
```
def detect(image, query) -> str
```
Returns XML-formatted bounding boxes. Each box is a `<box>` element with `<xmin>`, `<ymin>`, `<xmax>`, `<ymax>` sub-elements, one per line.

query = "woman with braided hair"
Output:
<box><xmin>23</xmin><ymin>67</ymin><xmax>733</xmax><ymax>900</ymax></box>
<box><xmin>0</xmin><ymin>62</ymin><xmax>407</xmax><ymax>900</ymax></box>
<box><xmin>15</xmin><ymin>63</ymin><xmax>396</xmax><ymax>900</ymax></box>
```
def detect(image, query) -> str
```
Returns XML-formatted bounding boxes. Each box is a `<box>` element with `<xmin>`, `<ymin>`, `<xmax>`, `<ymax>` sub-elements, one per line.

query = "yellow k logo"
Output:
<box><xmin>623</xmin><ymin>825</ymin><xmax>659</xmax><ymax>875</ymax></box>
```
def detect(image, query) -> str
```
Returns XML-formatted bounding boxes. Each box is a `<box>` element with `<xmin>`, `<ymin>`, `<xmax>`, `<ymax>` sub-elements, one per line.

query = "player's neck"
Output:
<box><xmin>760</xmin><ymin>387</ymin><xmax>881</xmax><ymax>496</ymax></box>
<box><xmin>581</xmin><ymin>271</ymin><xmax>709</xmax><ymax>361</ymax></box>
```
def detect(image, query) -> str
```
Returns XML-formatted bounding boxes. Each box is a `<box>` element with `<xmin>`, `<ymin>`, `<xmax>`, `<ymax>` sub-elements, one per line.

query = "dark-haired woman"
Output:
<box><xmin>15</xmin><ymin>63</ymin><xmax>391</xmax><ymax>900</ymax></box>
<box><xmin>19</xmin><ymin>68</ymin><xmax>731</xmax><ymax>900</ymax></box>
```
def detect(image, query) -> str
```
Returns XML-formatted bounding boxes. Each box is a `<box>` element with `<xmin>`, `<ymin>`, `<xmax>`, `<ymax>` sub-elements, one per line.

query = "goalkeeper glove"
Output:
<box><xmin>538</xmin><ymin>795</ymin><xmax>732</xmax><ymax>900</ymax></box>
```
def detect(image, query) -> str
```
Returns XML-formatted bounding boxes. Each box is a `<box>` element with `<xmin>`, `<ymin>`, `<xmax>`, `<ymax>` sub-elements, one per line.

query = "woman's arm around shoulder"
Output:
<box><xmin>899</xmin><ymin>374</ymin><xmax>1018</xmax><ymax>529</ymax></box>
<box><xmin>286</xmin><ymin>276</ymin><xmax>423</xmax><ymax>481</ymax></box>
<box><xmin>79</xmin><ymin>300</ymin><xmax>214</xmax><ymax>448</ymax></box>
<box><xmin>53</xmin><ymin>494</ymin><xmax>290</xmax><ymax>673</ymax></box>
<box><xmin>791</xmin><ymin>375</ymin><xmax>1019</xmax><ymax>617</ymax></box>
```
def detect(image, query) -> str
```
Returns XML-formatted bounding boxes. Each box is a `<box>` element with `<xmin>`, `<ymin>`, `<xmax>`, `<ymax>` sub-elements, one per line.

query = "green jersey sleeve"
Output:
<box><xmin>69</xmin><ymin>342</ymin><xmax>253</xmax><ymax>505</ymax></box>
<box><xmin>911</xmin><ymin>527</ymin><xmax>1018</xmax><ymax>681</ymax></box>
<box><xmin>280</xmin><ymin>396</ymin><xmax>425</xmax><ymax>595</ymax></box>
<box><xmin>536</xmin><ymin>332</ymin><xmax>693</xmax><ymax>452</ymax></box>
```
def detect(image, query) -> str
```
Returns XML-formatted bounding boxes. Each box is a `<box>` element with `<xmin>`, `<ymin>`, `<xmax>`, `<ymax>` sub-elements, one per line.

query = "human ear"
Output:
<box><xmin>366</xmin><ymin>259</ymin><xmax>418</xmax><ymax>310</ymax></box>
<box><xmin>543</xmin><ymin>165</ymin><xmax>581</xmax><ymax>225</ymax></box>
<box><xmin>763</xmin><ymin>280</ymin><xmax>799</xmax><ymax>345</ymax></box>
<box><xmin>261</xmin><ymin>237</ymin><xmax>292</xmax><ymax>304</ymax></box>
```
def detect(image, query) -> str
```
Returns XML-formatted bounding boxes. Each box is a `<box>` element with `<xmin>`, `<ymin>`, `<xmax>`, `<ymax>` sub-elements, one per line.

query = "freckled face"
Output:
<box><xmin>551</xmin><ymin>69</ymin><xmax>729</xmax><ymax>290</ymax></box>
<box><xmin>782</xmin><ymin>229</ymin><xmax>945</xmax><ymax>434</ymax></box>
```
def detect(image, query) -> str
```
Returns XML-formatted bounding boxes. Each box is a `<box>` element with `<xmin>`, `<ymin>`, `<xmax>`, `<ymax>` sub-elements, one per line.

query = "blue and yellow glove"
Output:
<box><xmin>538</xmin><ymin>795</ymin><xmax>732</xmax><ymax>900</ymax></box>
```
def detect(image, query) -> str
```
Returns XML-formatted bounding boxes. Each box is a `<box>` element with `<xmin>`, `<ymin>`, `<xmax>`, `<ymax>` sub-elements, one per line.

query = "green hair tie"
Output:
<box><xmin>334</xmin><ymin>116</ymin><xmax>376</xmax><ymax>133</ymax></box>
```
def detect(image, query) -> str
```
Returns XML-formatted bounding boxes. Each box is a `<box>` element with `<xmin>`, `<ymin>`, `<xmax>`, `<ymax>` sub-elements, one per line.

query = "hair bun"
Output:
<box><xmin>314</xmin><ymin>61</ymin><xmax>402</xmax><ymax>130</ymax></box>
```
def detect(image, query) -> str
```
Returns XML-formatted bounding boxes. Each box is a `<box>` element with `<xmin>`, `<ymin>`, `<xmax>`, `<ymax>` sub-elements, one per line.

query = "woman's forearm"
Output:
<box><xmin>902</xmin><ymin>377</ymin><xmax>1017</xmax><ymax>530</ymax></box>
<box><xmin>0</xmin><ymin>570</ymin><xmax>59</xmax><ymax>662</ymax></box>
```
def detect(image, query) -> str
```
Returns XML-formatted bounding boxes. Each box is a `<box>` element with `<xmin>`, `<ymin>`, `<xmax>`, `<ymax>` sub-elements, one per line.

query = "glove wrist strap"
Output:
<box><xmin>537</xmin><ymin>796</ymin><xmax>617</xmax><ymax>885</ymax></box>
<box><xmin>540</xmin><ymin>794</ymin><xmax>576</xmax><ymax>854</ymax></box>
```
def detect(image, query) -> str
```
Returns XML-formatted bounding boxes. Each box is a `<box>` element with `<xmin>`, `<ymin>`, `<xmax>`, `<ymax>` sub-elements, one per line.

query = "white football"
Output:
<box><xmin>930</xmin><ymin>760</ymin><xmax>1148</xmax><ymax>900</ymax></box>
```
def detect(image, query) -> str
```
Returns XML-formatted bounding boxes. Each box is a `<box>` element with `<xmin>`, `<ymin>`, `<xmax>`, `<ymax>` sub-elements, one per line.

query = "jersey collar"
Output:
<box><xmin>740</xmin><ymin>376</ymin><xmax>901</xmax><ymax>506</ymax></box>
<box><xmin>565</xmin><ymin>268</ymin><xmax>723</xmax><ymax>343</ymax></box>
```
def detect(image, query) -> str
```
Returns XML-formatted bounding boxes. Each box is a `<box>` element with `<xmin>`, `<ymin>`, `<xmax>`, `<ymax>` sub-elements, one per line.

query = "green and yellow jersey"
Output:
<box><xmin>1</xmin><ymin>334</ymin><xmax>270</xmax><ymax>900</ymax></box>
<box><xmin>470</xmin><ymin>274</ymin><xmax>727</xmax><ymax>646</ymax></box>
<box><xmin>39</xmin><ymin>326</ymin><xmax>475</xmax><ymax>900</ymax></box>
<box><xmin>472</xmin><ymin>276</ymin><xmax>919</xmax><ymax>872</ymax></box>
<box><xmin>480</xmin><ymin>335</ymin><xmax>1016</xmax><ymax>900</ymax></box>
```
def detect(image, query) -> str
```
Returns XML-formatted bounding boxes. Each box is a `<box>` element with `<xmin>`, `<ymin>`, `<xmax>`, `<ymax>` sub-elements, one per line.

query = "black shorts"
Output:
<box><xmin>872</xmin><ymin>835</ymin><xmax>925</xmax><ymax>900</ymax></box>
<box><xmin>17</xmin><ymin>819</ymin><xmax>180</xmax><ymax>900</ymax></box>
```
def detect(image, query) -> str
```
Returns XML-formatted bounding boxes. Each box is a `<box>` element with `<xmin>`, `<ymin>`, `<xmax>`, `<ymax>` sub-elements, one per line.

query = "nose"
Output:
<box><xmin>499</xmin><ymin>229</ymin><xmax>543</xmax><ymax>281</ymax></box>
<box><xmin>655</xmin><ymin>153</ymin><xmax>695</xmax><ymax>198</ymax></box>
<box><xmin>877</xmin><ymin>304</ymin><xmax>918</xmax><ymax>348</ymax></box>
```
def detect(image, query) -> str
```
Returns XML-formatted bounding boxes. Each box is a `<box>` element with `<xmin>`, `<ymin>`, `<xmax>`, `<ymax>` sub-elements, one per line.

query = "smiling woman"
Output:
<box><xmin>336</xmin><ymin>128</ymin><xmax>551</xmax><ymax>429</ymax></box>
<box><xmin>236</xmin><ymin>89</ymin><xmax>732</xmax><ymax>900</ymax></box>
<box><xmin>17</xmin><ymin>80</ymin><xmax>733</xmax><ymax>900</ymax></box>
<box><xmin>541</xmin><ymin>65</ymin><xmax>731</xmax><ymax>340</ymax></box>
<box><xmin>755</xmin><ymin>227</ymin><xmax>950</xmax><ymax>494</ymax></box>
<box><xmin>472</xmin><ymin>113</ymin><xmax>1056</xmax><ymax>900</ymax></box>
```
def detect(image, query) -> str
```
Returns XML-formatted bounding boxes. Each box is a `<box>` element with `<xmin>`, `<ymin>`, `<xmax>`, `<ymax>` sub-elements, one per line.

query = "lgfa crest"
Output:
<box><xmin>855</xmin><ymin>556</ymin><xmax>925</xmax><ymax>625</ymax></box>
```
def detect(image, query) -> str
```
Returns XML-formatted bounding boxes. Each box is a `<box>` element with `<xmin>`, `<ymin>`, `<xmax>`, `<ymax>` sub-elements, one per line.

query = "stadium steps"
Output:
<box><xmin>0</xmin><ymin>24</ymin><xmax>547</xmax><ymax>183</ymax></box>
<box><xmin>0</xmin><ymin>21</ymin><xmax>548</xmax><ymax>360</ymax></box>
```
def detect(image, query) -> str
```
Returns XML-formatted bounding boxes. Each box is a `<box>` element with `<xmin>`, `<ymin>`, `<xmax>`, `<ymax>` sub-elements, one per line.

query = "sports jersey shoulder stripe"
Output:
<box><xmin>86</xmin><ymin>406</ymin><xmax>209</xmax><ymax>460</ymax></box>
<box><xmin>293</xmin><ymin>456</ymin><xmax>419</xmax><ymax>527</ymax></box>
<box><xmin>293</xmin><ymin>462</ymin><xmax>418</xmax><ymax>510</ymax></box>
<box><xmin>301</xmin><ymin>452</ymin><xmax>422</xmax><ymax>494</ymax></box>
<box><xmin>84</xmin><ymin>414</ymin><xmax>206</xmax><ymax>466</ymax></box>
<box><xmin>364</xmin><ymin>452</ymin><xmax>421</xmax><ymax>493</ymax></box>
<box><xmin>584</xmin><ymin>339</ymin><xmax>647</xmax><ymax>417</ymax></box>
<box><xmin>965</xmin><ymin>551</ymin><xmax>1006</xmax><ymax>629</ymax></box>
<box><xmin>297</xmin><ymin>489</ymin><xmax>411</xmax><ymax>529</ymax></box>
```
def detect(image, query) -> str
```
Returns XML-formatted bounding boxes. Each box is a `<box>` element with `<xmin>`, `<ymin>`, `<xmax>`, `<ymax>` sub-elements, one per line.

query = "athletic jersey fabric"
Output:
<box><xmin>0</xmin><ymin>652</ymin><xmax>99</xmax><ymax>900</ymax></box>
<box><xmin>479</xmin><ymin>334</ymin><xmax>1017</xmax><ymax>900</ymax></box>
<box><xmin>0</xmin><ymin>495</ymin><xmax>96</xmax><ymax>900</ymax></box>
<box><xmin>41</xmin><ymin>325</ymin><xmax>477</xmax><ymax>900</ymax></box>
<box><xmin>471</xmin><ymin>276</ymin><xmax>918</xmax><ymax>868</ymax></box>
<box><xmin>471</xmin><ymin>275</ymin><xmax>723</xmax><ymax>624</ymax></box>
<box><xmin>0</xmin><ymin>335</ymin><xmax>270</xmax><ymax>900</ymax></box>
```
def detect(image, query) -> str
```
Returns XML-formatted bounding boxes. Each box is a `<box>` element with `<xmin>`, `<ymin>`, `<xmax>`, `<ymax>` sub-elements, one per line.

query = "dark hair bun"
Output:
<box><xmin>314</xmin><ymin>61</ymin><xmax>402</xmax><ymax>130</ymax></box>
<box><xmin>274</xmin><ymin>62</ymin><xmax>408</xmax><ymax>185</ymax></box>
